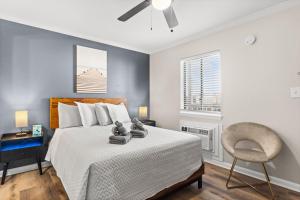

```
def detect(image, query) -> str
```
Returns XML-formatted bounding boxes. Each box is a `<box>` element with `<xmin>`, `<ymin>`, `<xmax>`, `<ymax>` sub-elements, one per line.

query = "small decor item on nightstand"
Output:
<box><xmin>15</xmin><ymin>110</ymin><xmax>29</xmax><ymax>137</ymax></box>
<box><xmin>32</xmin><ymin>125</ymin><xmax>42</xmax><ymax>136</ymax></box>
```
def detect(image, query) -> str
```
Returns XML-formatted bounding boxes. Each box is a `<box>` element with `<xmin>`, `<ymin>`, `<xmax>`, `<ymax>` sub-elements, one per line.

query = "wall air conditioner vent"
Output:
<box><xmin>181</xmin><ymin>125</ymin><xmax>214</xmax><ymax>151</ymax></box>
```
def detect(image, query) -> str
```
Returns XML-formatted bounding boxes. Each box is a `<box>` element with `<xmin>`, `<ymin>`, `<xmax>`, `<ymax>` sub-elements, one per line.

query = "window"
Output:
<box><xmin>181</xmin><ymin>51</ymin><xmax>221</xmax><ymax>114</ymax></box>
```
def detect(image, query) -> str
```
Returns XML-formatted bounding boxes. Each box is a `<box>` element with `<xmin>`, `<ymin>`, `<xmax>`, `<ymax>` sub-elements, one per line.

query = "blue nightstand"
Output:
<box><xmin>0</xmin><ymin>131</ymin><xmax>44</xmax><ymax>184</ymax></box>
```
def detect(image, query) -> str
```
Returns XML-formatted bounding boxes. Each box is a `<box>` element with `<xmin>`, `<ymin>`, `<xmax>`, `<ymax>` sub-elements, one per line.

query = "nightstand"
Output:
<box><xmin>141</xmin><ymin>119</ymin><xmax>156</xmax><ymax>127</ymax></box>
<box><xmin>0</xmin><ymin>131</ymin><xmax>44</xmax><ymax>185</ymax></box>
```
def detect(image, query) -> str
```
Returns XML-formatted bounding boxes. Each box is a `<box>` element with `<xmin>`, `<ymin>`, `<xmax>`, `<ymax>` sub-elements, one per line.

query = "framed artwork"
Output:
<box><xmin>76</xmin><ymin>45</ymin><xmax>107</xmax><ymax>93</ymax></box>
<box><xmin>32</xmin><ymin>125</ymin><xmax>42</xmax><ymax>136</ymax></box>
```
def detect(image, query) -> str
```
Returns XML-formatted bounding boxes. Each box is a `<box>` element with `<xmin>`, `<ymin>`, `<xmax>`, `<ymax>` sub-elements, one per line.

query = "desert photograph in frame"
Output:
<box><xmin>76</xmin><ymin>45</ymin><xmax>107</xmax><ymax>93</ymax></box>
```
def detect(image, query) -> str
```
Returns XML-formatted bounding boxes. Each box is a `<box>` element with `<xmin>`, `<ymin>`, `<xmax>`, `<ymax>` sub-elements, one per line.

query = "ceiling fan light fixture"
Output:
<box><xmin>152</xmin><ymin>0</ymin><xmax>172</xmax><ymax>10</ymax></box>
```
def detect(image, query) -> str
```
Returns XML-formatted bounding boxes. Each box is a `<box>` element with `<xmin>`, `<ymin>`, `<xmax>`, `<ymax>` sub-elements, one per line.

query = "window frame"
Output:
<box><xmin>180</xmin><ymin>51</ymin><xmax>222</xmax><ymax>117</ymax></box>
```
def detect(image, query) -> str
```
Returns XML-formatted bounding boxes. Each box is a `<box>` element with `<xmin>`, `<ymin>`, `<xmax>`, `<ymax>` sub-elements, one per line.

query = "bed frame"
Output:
<box><xmin>148</xmin><ymin>164</ymin><xmax>204</xmax><ymax>199</ymax></box>
<box><xmin>49</xmin><ymin>97</ymin><xmax>204</xmax><ymax>199</ymax></box>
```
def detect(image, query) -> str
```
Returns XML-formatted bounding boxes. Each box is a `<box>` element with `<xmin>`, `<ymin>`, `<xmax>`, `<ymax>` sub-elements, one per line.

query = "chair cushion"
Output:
<box><xmin>234</xmin><ymin>148</ymin><xmax>268</xmax><ymax>162</ymax></box>
<box><xmin>222</xmin><ymin>122</ymin><xmax>283</xmax><ymax>162</ymax></box>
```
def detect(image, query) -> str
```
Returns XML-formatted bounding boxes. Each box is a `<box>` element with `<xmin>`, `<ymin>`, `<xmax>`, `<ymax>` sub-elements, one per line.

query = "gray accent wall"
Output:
<box><xmin>0</xmin><ymin>19</ymin><xmax>149</xmax><ymax>169</ymax></box>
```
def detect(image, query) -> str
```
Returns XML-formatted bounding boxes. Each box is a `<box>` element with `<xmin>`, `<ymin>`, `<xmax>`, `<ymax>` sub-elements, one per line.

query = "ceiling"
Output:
<box><xmin>0</xmin><ymin>0</ymin><xmax>290</xmax><ymax>53</ymax></box>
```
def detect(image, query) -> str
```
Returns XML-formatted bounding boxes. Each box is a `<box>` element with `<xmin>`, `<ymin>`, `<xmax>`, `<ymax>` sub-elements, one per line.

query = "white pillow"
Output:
<box><xmin>58</xmin><ymin>103</ymin><xmax>82</xmax><ymax>128</ymax></box>
<box><xmin>95</xmin><ymin>103</ymin><xmax>113</xmax><ymax>126</ymax></box>
<box><xmin>75</xmin><ymin>102</ymin><xmax>98</xmax><ymax>127</ymax></box>
<box><xmin>106</xmin><ymin>103</ymin><xmax>131</xmax><ymax>123</ymax></box>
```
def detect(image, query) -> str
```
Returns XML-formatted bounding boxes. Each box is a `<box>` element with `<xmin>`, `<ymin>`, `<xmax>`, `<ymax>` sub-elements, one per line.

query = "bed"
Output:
<box><xmin>46</xmin><ymin>98</ymin><xmax>204</xmax><ymax>200</ymax></box>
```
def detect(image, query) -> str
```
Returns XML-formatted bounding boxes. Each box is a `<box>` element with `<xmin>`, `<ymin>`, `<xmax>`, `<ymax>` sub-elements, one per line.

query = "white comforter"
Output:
<box><xmin>46</xmin><ymin>124</ymin><xmax>203</xmax><ymax>200</ymax></box>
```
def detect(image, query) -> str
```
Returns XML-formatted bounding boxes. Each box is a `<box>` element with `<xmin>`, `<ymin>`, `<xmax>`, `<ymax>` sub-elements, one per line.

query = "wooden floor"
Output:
<box><xmin>0</xmin><ymin>163</ymin><xmax>299</xmax><ymax>200</ymax></box>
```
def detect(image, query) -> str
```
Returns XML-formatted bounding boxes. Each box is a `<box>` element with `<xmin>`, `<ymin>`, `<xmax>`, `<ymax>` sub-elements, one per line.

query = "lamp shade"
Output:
<box><xmin>15</xmin><ymin>111</ymin><xmax>28</xmax><ymax>128</ymax></box>
<box><xmin>138</xmin><ymin>106</ymin><xmax>148</xmax><ymax>119</ymax></box>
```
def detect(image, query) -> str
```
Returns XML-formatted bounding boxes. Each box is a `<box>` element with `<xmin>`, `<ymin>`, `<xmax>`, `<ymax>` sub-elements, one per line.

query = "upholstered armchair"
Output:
<box><xmin>222</xmin><ymin>122</ymin><xmax>282</xmax><ymax>199</ymax></box>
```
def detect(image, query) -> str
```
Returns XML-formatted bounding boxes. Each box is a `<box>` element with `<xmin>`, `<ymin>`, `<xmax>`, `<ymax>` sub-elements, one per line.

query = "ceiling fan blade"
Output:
<box><xmin>118</xmin><ymin>0</ymin><xmax>151</xmax><ymax>22</ymax></box>
<box><xmin>163</xmin><ymin>6</ymin><xmax>178</xmax><ymax>29</ymax></box>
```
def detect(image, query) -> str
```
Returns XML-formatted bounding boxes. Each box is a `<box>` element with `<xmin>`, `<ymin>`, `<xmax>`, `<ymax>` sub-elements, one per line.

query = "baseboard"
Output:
<box><xmin>0</xmin><ymin>162</ymin><xmax>51</xmax><ymax>177</ymax></box>
<box><xmin>206</xmin><ymin>159</ymin><xmax>300</xmax><ymax>193</ymax></box>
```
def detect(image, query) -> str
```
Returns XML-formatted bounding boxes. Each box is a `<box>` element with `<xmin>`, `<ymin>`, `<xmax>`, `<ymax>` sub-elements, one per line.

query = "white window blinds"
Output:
<box><xmin>181</xmin><ymin>52</ymin><xmax>221</xmax><ymax>113</ymax></box>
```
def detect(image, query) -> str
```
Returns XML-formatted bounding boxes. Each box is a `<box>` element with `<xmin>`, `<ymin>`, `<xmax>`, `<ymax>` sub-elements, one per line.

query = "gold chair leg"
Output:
<box><xmin>226</xmin><ymin>157</ymin><xmax>237</xmax><ymax>188</ymax></box>
<box><xmin>226</xmin><ymin>159</ymin><xmax>276</xmax><ymax>200</ymax></box>
<box><xmin>262</xmin><ymin>162</ymin><xmax>275</xmax><ymax>199</ymax></box>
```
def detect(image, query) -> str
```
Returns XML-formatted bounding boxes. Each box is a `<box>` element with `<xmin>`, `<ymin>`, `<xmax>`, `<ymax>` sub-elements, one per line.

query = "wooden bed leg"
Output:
<box><xmin>198</xmin><ymin>175</ymin><xmax>203</xmax><ymax>189</ymax></box>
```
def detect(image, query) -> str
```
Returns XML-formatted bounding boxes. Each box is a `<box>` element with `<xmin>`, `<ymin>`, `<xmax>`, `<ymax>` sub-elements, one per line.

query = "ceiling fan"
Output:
<box><xmin>118</xmin><ymin>0</ymin><xmax>179</xmax><ymax>31</ymax></box>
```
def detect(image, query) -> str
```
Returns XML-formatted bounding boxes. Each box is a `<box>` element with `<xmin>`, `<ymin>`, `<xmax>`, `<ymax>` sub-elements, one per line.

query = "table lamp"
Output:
<box><xmin>138</xmin><ymin>106</ymin><xmax>148</xmax><ymax>120</ymax></box>
<box><xmin>15</xmin><ymin>110</ymin><xmax>28</xmax><ymax>137</ymax></box>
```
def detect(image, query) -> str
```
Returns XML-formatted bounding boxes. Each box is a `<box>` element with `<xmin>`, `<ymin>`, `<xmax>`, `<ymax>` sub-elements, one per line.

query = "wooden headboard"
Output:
<box><xmin>50</xmin><ymin>97</ymin><xmax>127</xmax><ymax>129</ymax></box>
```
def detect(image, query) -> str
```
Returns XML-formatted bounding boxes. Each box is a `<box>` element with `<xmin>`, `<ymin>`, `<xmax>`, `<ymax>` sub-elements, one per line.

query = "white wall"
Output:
<box><xmin>150</xmin><ymin>6</ymin><xmax>300</xmax><ymax>184</ymax></box>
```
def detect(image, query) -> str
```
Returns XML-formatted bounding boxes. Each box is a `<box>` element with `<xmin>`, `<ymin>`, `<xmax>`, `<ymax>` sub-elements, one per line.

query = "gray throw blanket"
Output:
<box><xmin>109</xmin><ymin>121</ymin><xmax>131</xmax><ymax>144</ymax></box>
<box><xmin>130</xmin><ymin>118</ymin><xmax>148</xmax><ymax>138</ymax></box>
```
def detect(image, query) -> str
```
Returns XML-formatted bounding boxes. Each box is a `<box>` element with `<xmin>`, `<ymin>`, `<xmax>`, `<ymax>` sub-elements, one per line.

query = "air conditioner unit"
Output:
<box><xmin>181</xmin><ymin>125</ymin><xmax>214</xmax><ymax>151</ymax></box>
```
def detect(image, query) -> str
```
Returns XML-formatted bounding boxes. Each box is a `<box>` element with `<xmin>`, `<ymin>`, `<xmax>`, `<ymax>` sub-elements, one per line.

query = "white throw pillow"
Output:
<box><xmin>106</xmin><ymin>103</ymin><xmax>131</xmax><ymax>123</ymax></box>
<box><xmin>58</xmin><ymin>103</ymin><xmax>82</xmax><ymax>128</ymax></box>
<box><xmin>95</xmin><ymin>103</ymin><xmax>113</xmax><ymax>126</ymax></box>
<box><xmin>75</xmin><ymin>102</ymin><xmax>98</xmax><ymax>127</ymax></box>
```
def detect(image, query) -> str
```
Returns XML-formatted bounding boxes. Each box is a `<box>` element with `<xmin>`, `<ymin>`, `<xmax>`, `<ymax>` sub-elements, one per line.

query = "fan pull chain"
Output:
<box><xmin>150</xmin><ymin>7</ymin><xmax>153</xmax><ymax>31</ymax></box>
<box><xmin>170</xmin><ymin>5</ymin><xmax>174</xmax><ymax>32</ymax></box>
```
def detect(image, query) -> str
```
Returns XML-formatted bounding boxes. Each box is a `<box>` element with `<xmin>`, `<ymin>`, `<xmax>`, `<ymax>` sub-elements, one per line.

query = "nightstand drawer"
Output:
<box><xmin>0</xmin><ymin>147</ymin><xmax>40</xmax><ymax>162</ymax></box>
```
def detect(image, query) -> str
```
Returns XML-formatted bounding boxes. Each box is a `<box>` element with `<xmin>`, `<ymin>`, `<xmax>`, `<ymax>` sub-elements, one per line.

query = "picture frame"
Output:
<box><xmin>76</xmin><ymin>45</ymin><xmax>107</xmax><ymax>93</ymax></box>
<box><xmin>32</xmin><ymin>125</ymin><xmax>42</xmax><ymax>136</ymax></box>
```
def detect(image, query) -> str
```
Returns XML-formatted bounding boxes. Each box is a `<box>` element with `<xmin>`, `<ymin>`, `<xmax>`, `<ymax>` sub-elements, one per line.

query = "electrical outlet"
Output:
<box><xmin>290</xmin><ymin>87</ymin><xmax>300</xmax><ymax>98</ymax></box>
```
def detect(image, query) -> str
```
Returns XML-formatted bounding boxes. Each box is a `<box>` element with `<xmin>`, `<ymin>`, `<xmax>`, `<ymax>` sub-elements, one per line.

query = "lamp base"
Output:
<box><xmin>16</xmin><ymin>132</ymin><xmax>28</xmax><ymax>137</ymax></box>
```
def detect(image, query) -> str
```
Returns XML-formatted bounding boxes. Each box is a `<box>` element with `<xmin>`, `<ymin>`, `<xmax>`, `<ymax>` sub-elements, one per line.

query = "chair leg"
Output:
<box><xmin>226</xmin><ymin>157</ymin><xmax>237</xmax><ymax>189</ymax></box>
<box><xmin>262</xmin><ymin>163</ymin><xmax>275</xmax><ymax>199</ymax></box>
<box><xmin>225</xmin><ymin>158</ymin><xmax>276</xmax><ymax>200</ymax></box>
